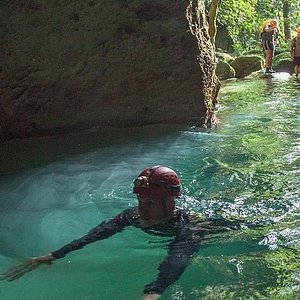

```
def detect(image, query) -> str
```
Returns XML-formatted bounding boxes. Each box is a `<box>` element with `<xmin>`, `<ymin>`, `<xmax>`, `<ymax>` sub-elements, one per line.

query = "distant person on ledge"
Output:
<box><xmin>290</xmin><ymin>27</ymin><xmax>300</xmax><ymax>77</ymax></box>
<box><xmin>260</xmin><ymin>19</ymin><xmax>280</xmax><ymax>74</ymax></box>
<box><xmin>1</xmin><ymin>165</ymin><xmax>252</xmax><ymax>299</ymax></box>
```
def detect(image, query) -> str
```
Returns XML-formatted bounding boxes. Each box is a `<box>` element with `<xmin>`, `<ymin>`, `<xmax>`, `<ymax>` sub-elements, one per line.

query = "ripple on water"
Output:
<box><xmin>0</xmin><ymin>77</ymin><xmax>300</xmax><ymax>299</ymax></box>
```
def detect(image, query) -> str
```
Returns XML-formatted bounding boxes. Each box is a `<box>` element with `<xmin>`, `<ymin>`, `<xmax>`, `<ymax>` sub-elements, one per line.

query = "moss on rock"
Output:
<box><xmin>230</xmin><ymin>55</ymin><xmax>264</xmax><ymax>78</ymax></box>
<box><xmin>216</xmin><ymin>61</ymin><xmax>235</xmax><ymax>80</ymax></box>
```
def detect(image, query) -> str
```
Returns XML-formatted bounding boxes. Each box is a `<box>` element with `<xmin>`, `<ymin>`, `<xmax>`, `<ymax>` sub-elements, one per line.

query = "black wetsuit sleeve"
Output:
<box><xmin>51</xmin><ymin>207</ymin><xmax>136</xmax><ymax>259</ymax></box>
<box><xmin>143</xmin><ymin>225</ymin><xmax>203</xmax><ymax>295</ymax></box>
<box><xmin>142</xmin><ymin>213</ymin><xmax>243</xmax><ymax>295</ymax></box>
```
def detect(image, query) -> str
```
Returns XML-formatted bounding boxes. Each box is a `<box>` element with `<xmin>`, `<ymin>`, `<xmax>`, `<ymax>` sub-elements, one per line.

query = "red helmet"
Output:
<box><xmin>133</xmin><ymin>165</ymin><xmax>181</xmax><ymax>197</ymax></box>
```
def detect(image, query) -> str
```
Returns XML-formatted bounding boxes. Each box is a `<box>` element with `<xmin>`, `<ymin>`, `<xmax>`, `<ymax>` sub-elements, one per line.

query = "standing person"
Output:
<box><xmin>261</xmin><ymin>19</ymin><xmax>280</xmax><ymax>73</ymax></box>
<box><xmin>0</xmin><ymin>165</ymin><xmax>245</xmax><ymax>299</ymax></box>
<box><xmin>290</xmin><ymin>27</ymin><xmax>300</xmax><ymax>77</ymax></box>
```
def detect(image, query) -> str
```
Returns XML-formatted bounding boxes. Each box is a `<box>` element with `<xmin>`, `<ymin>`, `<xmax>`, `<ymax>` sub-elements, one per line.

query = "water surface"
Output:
<box><xmin>0</xmin><ymin>73</ymin><xmax>300</xmax><ymax>299</ymax></box>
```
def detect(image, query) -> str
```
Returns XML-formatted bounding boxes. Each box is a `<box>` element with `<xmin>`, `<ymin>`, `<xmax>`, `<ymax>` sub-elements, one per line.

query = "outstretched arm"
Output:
<box><xmin>1</xmin><ymin>207</ymin><xmax>136</xmax><ymax>281</ymax></box>
<box><xmin>1</xmin><ymin>254</ymin><xmax>55</xmax><ymax>282</ymax></box>
<box><xmin>51</xmin><ymin>208</ymin><xmax>134</xmax><ymax>258</ymax></box>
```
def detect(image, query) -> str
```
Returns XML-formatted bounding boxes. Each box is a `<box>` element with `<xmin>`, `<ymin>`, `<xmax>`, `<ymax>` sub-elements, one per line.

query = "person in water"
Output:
<box><xmin>1</xmin><ymin>165</ymin><xmax>243</xmax><ymax>299</ymax></box>
<box><xmin>290</xmin><ymin>27</ymin><xmax>300</xmax><ymax>77</ymax></box>
<box><xmin>260</xmin><ymin>19</ymin><xmax>280</xmax><ymax>73</ymax></box>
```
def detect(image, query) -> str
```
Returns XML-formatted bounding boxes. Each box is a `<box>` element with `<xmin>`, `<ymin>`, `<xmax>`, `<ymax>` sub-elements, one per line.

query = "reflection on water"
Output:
<box><xmin>0</xmin><ymin>74</ymin><xmax>300</xmax><ymax>299</ymax></box>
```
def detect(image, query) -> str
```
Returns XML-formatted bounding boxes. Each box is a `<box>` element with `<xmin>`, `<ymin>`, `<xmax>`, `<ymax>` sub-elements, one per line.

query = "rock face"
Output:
<box><xmin>216</xmin><ymin>25</ymin><xmax>234</xmax><ymax>53</ymax></box>
<box><xmin>0</xmin><ymin>0</ymin><xmax>218</xmax><ymax>141</ymax></box>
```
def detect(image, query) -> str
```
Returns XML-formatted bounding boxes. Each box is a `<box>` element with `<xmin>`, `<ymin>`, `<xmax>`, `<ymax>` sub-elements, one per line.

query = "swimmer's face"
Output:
<box><xmin>137</xmin><ymin>194</ymin><xmax>175</xmax><ymax>221</ymax></box>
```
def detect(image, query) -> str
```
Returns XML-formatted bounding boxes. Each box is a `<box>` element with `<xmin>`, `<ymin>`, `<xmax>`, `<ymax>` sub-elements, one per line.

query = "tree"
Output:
<box><xmin>208</xmin><ymin>0</ymin><xmax>221</xmax><ymax>45</ymax></box>
<box><xmin>186</xmin><ymin>0</ymin><xmax>220</xmax><ymax>125</ymax></box>
<box><xmin>213</xmin><ymin>0</ymin><xmax>300</xmax><ymax>52</ymax></box>
<box><xmin>283</xmin><ymin>0</ymin><xmax>291</xmax><ymax>40</ymax></box>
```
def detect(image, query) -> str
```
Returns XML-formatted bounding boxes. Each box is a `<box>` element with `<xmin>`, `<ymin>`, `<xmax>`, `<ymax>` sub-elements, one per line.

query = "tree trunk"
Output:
<box><xmin>208</xmin><ymin>0</ymin><xmax>221</xmax><ymax>45</ymax></box>
<box><xmin>283</xmin><ymin>0</ymin><xmax>291</xmax><ymax>40</ymax></box>
<box><xmin>186</xmin><ymin>0</ymin><xmax>220</xmax><ymax>126</ymax></box>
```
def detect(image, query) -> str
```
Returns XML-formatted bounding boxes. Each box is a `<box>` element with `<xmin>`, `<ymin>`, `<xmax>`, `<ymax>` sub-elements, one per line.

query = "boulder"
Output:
<box><xmin>216</xmin><ymin>61</ymin><xmax>235</xmax><ymax>80</ymax></box>
<box><xmin>216</xmin><ymin>52</ymin><xmax>235</xmax><ymax>63</ymax></box>
<box><xmin>273</xmin><ymin>52</ymin><xmax>293</xmax><ymax>73</ymax></box>
<box><xmin>230</xmin><ymin>55</ymin><xmax>264</xmax><ymax>78</ymax></box>
<box><xmin>215</xmin><ymin>25</ymin><xmax>234</xmax><ymax>53</ymax></box>
<box><xmin>274</xmin><ymin>59</ymin><xmax>293</xmax><ymax>73</ymax></box>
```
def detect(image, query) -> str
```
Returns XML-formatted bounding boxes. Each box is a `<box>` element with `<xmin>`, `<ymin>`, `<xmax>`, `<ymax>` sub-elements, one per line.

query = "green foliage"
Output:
<box><xmin>212</xmin><ymin>0</ymin><xmax>300</xmax><ymax>53</ymax></box>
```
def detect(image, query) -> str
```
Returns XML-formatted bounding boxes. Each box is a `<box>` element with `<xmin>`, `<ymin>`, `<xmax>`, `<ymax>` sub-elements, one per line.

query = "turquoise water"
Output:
<box><xmin>0</xmin><ymin>73</ymin><xmax>300</xmax><ymax>299</ymax></box>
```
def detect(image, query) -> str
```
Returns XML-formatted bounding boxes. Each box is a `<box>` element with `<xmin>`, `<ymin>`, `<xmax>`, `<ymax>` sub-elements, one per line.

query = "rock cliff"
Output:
<box><xmin>0</xmin><ymin>0</ymin><xmax>218</xmax><ymax>141</ymax></box>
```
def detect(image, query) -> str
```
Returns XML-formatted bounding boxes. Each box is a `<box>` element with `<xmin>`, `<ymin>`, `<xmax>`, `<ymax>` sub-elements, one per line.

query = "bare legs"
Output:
<box><xmin>294</xmin><ymin>65</ymin><xmax>300</xmax><ymax>77</ymax></box>
<box><xmin>264</xmin><ymin>49</ymin><xmax>275</xmax><ymax>72</ymax></box>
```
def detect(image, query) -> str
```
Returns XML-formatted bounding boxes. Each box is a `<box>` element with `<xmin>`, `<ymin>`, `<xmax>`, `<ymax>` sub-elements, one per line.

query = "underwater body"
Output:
<box><xmin>0</xmin><ymin>73</ymin><xmax>300</xmax><ymax>299</ymax></box>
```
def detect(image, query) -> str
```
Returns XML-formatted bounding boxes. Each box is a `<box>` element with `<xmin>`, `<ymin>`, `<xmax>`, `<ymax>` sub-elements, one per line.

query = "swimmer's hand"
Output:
<box><xmin>141</xmin><ymin>294</ymin><xmax>161</xmax><ymax>300</ymax></box>
<box><xmin>0</xmin><ymin>254</ymin><xmax>55</xmax><ymax>282</ymax></box>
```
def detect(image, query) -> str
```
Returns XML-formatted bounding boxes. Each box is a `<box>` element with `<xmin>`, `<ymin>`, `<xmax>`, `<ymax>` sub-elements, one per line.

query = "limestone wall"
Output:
<box><xmin>0</xmin><ymin>0</ymin><xmax>217</xmax><ymax>141</ymax></box>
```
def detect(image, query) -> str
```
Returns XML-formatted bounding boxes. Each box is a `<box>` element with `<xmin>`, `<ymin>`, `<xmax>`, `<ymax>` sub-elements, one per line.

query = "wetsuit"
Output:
<box><xmin>51</xmin><ymin>207</ymin><xmax>240</xmax><ymax>295</ymax></box>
